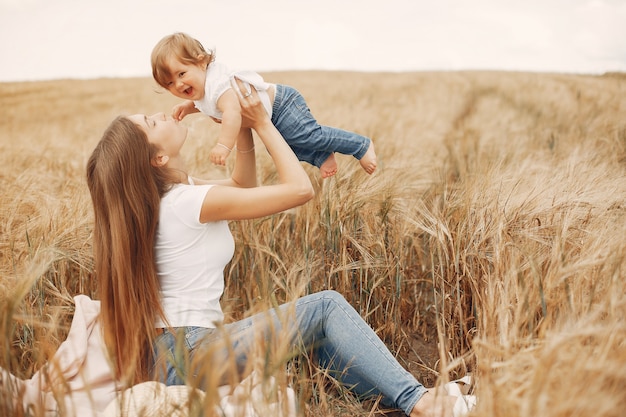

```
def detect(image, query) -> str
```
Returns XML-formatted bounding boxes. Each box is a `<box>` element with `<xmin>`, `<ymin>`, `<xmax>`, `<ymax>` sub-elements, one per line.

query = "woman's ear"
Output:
<box><xmin>151</xmin><ymin>153</ymin><xmax>169</xmax><ymax>167</ymax></box>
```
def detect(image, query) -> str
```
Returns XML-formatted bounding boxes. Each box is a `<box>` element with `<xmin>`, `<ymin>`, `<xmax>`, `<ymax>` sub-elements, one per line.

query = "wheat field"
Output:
<box><xmin>1</xmin><ymin>70</ymin><xmax>625</xmax><ymax>417</ymax></box>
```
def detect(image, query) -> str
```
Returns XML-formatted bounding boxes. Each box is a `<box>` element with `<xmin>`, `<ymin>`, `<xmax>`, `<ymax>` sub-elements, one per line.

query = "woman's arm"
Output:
<box><xmin>190</xmin><ymin>127</ymin><xmax>256</xmax><ymax>188</ymax></box>
<box><xmin>198</xmin><ymin>79</ymin><xmax>314</xmax><ymax>223</ymax></box>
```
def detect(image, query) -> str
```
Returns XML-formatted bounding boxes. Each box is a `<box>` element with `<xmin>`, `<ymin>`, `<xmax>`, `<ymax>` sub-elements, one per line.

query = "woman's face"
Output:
<box><xmin>128</xmin><ymin>113</ymin><xmax>188</xmax><ymax>160</ymax></box>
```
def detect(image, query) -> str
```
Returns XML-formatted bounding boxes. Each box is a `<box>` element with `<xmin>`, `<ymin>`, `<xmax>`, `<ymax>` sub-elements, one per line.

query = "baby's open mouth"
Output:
<box><xmin>184</xmin><ymin>87</ymin><xmax>193</xmax><ymax>96</ymax></box>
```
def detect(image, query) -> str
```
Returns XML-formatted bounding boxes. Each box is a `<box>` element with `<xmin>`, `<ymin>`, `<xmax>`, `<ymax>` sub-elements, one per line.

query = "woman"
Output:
<box><xmin>86</xmin><ymin>78</ymin><xmax>457</xmax><ymax>417</ymax></box>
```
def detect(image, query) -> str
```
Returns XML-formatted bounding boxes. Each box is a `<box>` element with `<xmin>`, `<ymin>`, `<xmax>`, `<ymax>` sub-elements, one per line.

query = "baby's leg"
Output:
<box><xmin>358</xmin><ymin>141</ymin><xmax>377</xmax><ymax>174</ymax></box>
<box><xmin>320</xmin><ymin>154</ymin><xmax>337</xmax><ymax>178</ymax></box>
<box><xmin>311</xmin><ymin>126</ymin><xmax>377</xmax><ymax>175</ymax></box>
<box><xmin>271</xmin><ymin>85</ymin><xmax>368</xmax><ymax>176</ymax></box>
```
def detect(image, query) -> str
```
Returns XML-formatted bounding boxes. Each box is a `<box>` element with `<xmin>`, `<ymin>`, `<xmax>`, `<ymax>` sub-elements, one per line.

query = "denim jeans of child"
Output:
<box><xmin>152</xmin><ymin>290</ymin><xmax>426</xmax><ymax>415</ymax></box>
<box><xmin>272</xmin><ymin>85</ymin><xmax>371</xmax><ymax>168</ymax></box>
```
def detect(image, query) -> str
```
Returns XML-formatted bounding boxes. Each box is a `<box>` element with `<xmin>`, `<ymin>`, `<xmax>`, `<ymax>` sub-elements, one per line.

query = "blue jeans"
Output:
<box><xmin>152</xmin><ymin>290</ymin><xmax>426</xmax><ymax>415</ymax></box>
<box><xmin>272</xmin><ymin>85</ymin><xmax>371</xmax><ymax>168</ymax></box>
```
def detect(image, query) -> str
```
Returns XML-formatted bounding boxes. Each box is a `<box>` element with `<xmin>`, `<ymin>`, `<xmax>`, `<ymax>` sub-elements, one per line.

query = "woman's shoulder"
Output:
<box><xmin>161</xmin><ymin>184</ymin><xmax>215</xmax><ymax>224</ymax></box>
<box><xmin>162</xmin><ymin>183</ymin><xmax>214</xmax><ymax>208</ymax></box>
<box><xmin>165</xmin><ymin>183</ymin><xmax>213</xmax><ymax>199</ymax></box>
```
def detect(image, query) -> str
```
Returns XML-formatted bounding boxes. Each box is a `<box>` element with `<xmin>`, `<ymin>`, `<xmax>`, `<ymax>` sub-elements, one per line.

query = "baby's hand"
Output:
<box><xmin>172</xmin><ymin>101</ymin><xmax>195</xmax><ymax>121</ymax></box>
<box><xmin>172</xmin><ymin>103</ymin><xmax>188</xmax><ymax>121</ymax></box>
<box><xmin>210</xmin><ymin>143</ymin><xmax>232</xmax><ymax>166</ymax></box>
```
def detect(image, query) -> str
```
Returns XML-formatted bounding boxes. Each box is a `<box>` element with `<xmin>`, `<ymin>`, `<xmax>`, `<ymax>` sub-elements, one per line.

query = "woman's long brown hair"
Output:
<box><xmin>86</xmin><ymin>117</ymin><xmax>172</xmax><ymax>385</ymax></box>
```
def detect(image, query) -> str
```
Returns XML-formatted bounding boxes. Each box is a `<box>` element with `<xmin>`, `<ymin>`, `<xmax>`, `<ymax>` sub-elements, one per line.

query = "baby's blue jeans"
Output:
<box><xmin>272</xmin><ymin>85</ymin><xmax>371</xmax><ymax>168</ymax></box>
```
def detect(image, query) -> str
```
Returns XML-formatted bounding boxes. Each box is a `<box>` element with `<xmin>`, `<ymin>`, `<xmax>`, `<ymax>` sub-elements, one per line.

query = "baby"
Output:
<box><xmin>151</xmin><ymin>32</ymin><xmax>377</xmax><ymax>178</ymax></box>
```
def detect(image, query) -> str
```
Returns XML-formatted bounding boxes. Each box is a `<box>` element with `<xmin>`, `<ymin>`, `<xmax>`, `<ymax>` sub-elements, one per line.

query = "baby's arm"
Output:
<box><xmin>172</xmin><ymin>100</ymin><xmax>200</xmax><ymax>121</ymax></box>
<box><xmin>209</xmin><ymin>89</ymin><xmax>243</xmax><ymax>165</ymax></box>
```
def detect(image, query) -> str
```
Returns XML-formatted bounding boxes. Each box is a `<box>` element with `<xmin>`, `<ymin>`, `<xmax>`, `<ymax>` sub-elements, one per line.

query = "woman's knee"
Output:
<box><xmin>320</xmin><ymin>289</ymin><xmax>342</xmax><ymax>299</ymax></box>
<box><xmin>319</xmin><ymin>289</ymin><xmax>350</xmax><ymax>308</ymax></box>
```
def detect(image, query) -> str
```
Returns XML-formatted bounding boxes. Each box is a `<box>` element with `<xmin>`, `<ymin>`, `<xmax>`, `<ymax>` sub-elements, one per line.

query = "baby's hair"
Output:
<box><xmin>151</xmin><ymin>32</ymin><xmax>215</xmax><ymax>88</ymax></box>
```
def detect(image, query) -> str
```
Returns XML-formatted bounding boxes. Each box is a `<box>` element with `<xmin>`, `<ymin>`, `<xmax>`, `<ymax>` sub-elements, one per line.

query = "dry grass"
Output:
<box><xmin>1</xmin><ymin>70</ymin><xmax>625</xmax><ymax>416</ymax></box>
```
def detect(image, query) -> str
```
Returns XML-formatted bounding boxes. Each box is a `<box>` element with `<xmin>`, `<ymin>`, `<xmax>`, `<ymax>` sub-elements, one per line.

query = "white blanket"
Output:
<box><xmin>2</xmin><ymin>295</ymin><xmax>297</xmax><ymax>417</ymax></box>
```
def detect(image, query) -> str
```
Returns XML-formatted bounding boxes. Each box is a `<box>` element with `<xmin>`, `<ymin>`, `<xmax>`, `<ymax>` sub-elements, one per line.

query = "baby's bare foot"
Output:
<box><xmin>320</xmin><ymin>153</ymin><xmax>338</xmax><ymax>178</ymax></box>
<box><xmin>359</xmin><ymin>141</ymin><xmax>377</xmax><ymax>174</ymax></box>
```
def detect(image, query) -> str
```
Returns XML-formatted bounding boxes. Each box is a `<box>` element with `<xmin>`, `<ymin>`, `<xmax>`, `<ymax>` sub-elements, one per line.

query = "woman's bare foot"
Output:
<box><xmin>410</xmin><ymin>390</ymin><xmax>458</xmax><ymax>417</ymax></box>
<box><xmin>359</xmin><ymin>141</ymin><xmax>377</xmax><ymax>174</ymax></box>
<box><xmin>320</xmin><ymin>153</ymin><xmax>338</xmax><ymax>178</ymax></box>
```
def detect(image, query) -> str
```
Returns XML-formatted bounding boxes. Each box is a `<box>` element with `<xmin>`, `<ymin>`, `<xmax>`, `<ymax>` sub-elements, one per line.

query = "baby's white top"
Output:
<box><xmin>194</xmin><ymin>61</ymin><xmax>273</xmax><ymax>120</ymax></box>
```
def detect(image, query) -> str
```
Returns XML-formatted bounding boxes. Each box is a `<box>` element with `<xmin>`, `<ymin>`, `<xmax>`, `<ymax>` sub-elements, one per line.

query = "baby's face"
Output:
<box><xmin>163</xmin><ymin>58</ymin><xmax>206</xmax><ymax>101</ymax></box>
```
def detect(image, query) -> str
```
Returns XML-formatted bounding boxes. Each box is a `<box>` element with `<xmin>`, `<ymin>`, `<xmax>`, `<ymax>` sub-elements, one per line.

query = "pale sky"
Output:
<box><xmin>0</xmin><ymin>0</ymin><xmax>625</xmax><ymax>82</ymax></box>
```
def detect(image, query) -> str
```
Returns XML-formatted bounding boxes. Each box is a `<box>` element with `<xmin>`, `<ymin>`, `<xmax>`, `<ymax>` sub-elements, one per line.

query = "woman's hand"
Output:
<box><xmin>230</xmin><ymin>77</ymin><xmax>270</xmax><ymax>129</ymax></box>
